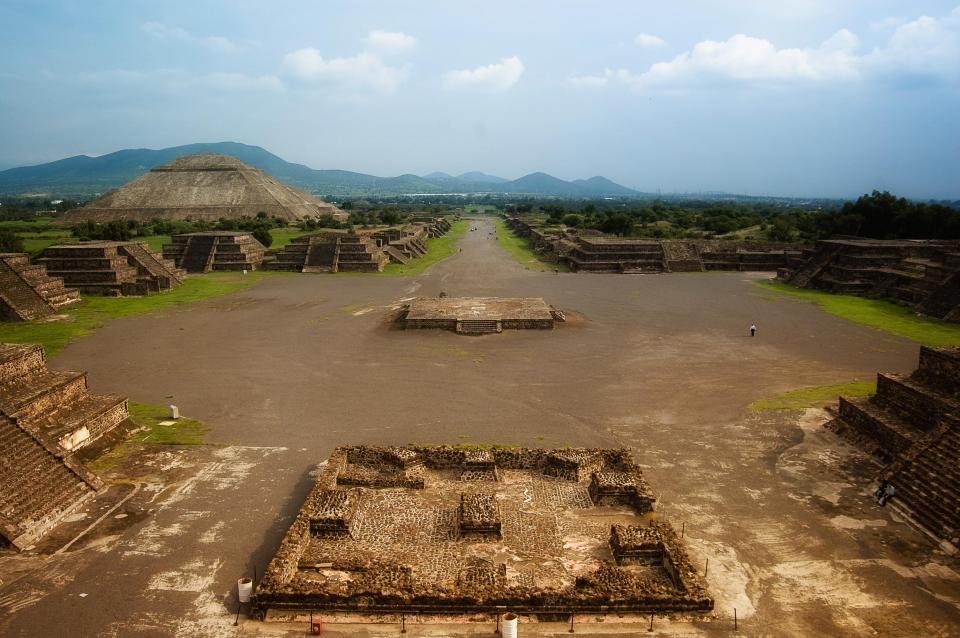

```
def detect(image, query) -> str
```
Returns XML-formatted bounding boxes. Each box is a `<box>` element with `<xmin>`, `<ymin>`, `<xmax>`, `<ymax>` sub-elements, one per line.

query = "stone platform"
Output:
<box><xmin>403</xmin><ymin>297</ymin><xmax>555</xmax><ymax>334</ymax></box>
<box><xmin>0</xmin><ymin>342</ymin><xmax>130</xmax><ymax>550</ymax></box>
<box><xmin>253</xmin><ymin>446</ymin><xmax>711</xmax><ymax>620</ymax></box>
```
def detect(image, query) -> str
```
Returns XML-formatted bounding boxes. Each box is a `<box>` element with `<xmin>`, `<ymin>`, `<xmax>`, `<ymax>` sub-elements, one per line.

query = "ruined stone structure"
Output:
<box><xmin>36</xmin><ymin>241</ymin><xmax>185</xmax><ymax>296</ymax></box>
<box><xmin>778</xmin><ymin>239</ymin><xmax>960</xmax><ymax>322</ymax></box>
<box><xmin>0</xmin><ymin>253</ymin><xmax>80</xmax><ymax>321</ymax></box>
<box><xmin>0</xmin><ymin>343</ymin><xmax>129</xmax><ymax>549</ymax></box>
<box><xmin>264</xmin><ymin>231</ymin><xmax>388</xmax><ymax>273</ymax></box>
<box><xmin>61</xmin><ymin>153</ymin><xmax>347</xmax><ymax>223</ymax></box>
<box><xmin>504</xmin><ymin>217</ymin><xmax>800</xmax><ymax>273</ymax></box>
<box><xmin>833</xmin><ymin>346</ymin><xmax>960</xmax><ymax>549</ymax></box>
<box><xmin>253</xmin><ymin>446</ymin><xmax>711</xmax><ymax>619</ymax></box>
<box><xmin>162</xmin><ymin>231</ymin><xmax>266</xmax><ymax>273</ymax></box>
<box><xmin>402</xmin><ymin>297</ymin><xmax>556</xmax><ymax>334</ymax></box>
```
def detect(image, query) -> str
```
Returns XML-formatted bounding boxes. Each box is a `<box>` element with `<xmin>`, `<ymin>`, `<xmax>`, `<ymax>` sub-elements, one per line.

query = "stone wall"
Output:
<box><xmin>832</xmin><ymin>346</ymin><xmax>960</xmax><ymax>545</ymax></box>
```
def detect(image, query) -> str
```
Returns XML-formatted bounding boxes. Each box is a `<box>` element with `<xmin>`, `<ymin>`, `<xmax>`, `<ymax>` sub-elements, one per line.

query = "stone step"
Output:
<box><xmin>875</xmin><ymin>373</ymin><xmax>960</xmax><ymax>431</ymax></box>
<box><xmin>0</xmin><ymin>370</ymin><xmax>88</xmax><ymax>421</ymax></box>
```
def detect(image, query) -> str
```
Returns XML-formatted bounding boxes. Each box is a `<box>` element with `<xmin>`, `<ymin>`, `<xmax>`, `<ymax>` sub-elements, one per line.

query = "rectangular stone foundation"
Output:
<box><xmin>253</xmin><ymin>446</ymin><xmax>712</xmax><ymax>619</ymax></box>
<box><xmin>403</xmin><ymin>297</ymin><xmax>555</xmax><ymax>333</ymax></box>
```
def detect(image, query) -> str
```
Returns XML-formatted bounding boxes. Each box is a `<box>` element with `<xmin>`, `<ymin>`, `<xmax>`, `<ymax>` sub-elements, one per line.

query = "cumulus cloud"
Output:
<box><xmin>141</xmin><ymin>21</ymin><xmax>240</xmax><ymax>53</ymax></box>
<box><xmin>281</xmin><ymin>30</ymin><xmax>415</xmax><ymax>94</ymax></box>
<box><xmin>283</xmin><ymin>49</ymin><xmax>408</xmax><ymax>93</ymax></box>
<box><xmin>634</xmin><ymin>33</ymin><xmax>665</xmax><ymax>47</ymax></box>
<box><xmin>443</xmin><ymin>56</ymin><xmax>524</xmax><ymax>92</ymax></box>
<box><xmin>572</xmin><ymin>6</ymin><xmax>960</xmax><ymax>90</ymax></box>
<box><xmin>364</xmin><ymin>30</ymin><xmax>416</xmax><ymax>54</ymax></box>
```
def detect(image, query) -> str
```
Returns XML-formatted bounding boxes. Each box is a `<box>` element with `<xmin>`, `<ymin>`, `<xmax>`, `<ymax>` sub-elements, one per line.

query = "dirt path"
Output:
<box><xmin>2</xmin><ymin>217</ymin><xmax>957</xmax><ymax>636</ymax></box>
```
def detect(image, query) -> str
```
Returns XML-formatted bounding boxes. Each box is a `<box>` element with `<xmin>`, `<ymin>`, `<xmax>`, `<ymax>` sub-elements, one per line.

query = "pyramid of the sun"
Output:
<box><xmin>61</xmin><ymin>153</ymin><xmax>347</xmax><ymax>223</ymax></box>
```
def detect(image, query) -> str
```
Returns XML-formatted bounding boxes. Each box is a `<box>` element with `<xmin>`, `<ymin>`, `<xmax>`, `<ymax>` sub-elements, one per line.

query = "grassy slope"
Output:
<box><xmin>381</xmin><ymin>219</ymin><xmax>470</xmax><ymax>275</ymax></box>
<box><xmin>755</xmin><ymin>279</ymin><xmax>960</xmax><ymax>347</ymax></box>
<box><xmin>749</xmin><ymin>380</ymin><xmax>876</xmax><ymax>410</ymax></box>
<box><xmin>0</xmin><ymin>271</ymin><xmax>279</xmax><ymax>355</ymax></box>
<box><xmin>494</xmin><ymin>218</ymin><xmax>569</xmax><ymax>272</ymax></box>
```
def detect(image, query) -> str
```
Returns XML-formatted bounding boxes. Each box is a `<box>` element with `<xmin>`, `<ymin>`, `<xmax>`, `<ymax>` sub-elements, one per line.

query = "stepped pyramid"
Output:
<box><xmin>0</xmin><ymin>343</ymin><xmax>130</xmax><ymax>549</ymax></box>
<box><xmin>778</xmin><ymin>239</ymin><xmax>960</xmax><ymax>322</ymax></box>
<box><xmin>265</xmin><ymin>231</ymin><xmax>388</xmax><ymax>273</ymax></box>
<box><xmin>834</xmin><ymin>346</ymin><xmax>960</xmax><ymax>549</ymax></box>
<box><xmin>60</xmin><ymin>152</ymin><xmax>347</xmax><ymax>223</ymax></box>
<box><xmin>163</xmin><ymin>231</ymin><xmax>265</xmax><ymax>273</ymax></box>
<box><xmin>0</xmin><ymin>253</ymin><xmax>80</xmax><ymax>321</ymax></box>
<box><xmin>37</xmin><ymin>241</ymin><xmax>185</xmax><ymax>296</ymax></box>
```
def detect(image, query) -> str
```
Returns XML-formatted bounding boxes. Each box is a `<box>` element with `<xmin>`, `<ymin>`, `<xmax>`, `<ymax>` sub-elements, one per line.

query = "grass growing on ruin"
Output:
<box><xmin>0</xmin><ymin>271</ymin><xmax>279</xmax><ymax>355</ymax></box>
<box><xmin>88</xmin><ymin>402</ymin><xmax>210</xmax><ymax>475</ymax></box>
<box><xmin>755</xmin><ymin>280</ymin><xmax>960</xmax><ymax>347</ymax></box>
<box><xmin>381</xmin><ymin>219</ymin><xmax>470</xmax><ymax>275</ymax></box>
<box><xmin>494</xmin><ymin>218</ymin><xmax>569</xmax><ymax>272</ymax></box>
<box><xmin>749</xmin><ymin>380</ymin><xmax>876</xmax><ymax>410</ymax></box>
<box><xmin>270</xmin><ymin>227</ymin><xmax>315</xmax><ymax>249</ymax></box>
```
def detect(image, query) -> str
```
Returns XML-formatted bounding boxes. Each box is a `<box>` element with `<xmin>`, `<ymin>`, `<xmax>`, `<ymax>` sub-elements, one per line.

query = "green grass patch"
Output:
<box><xmin>493</xmin><ymin>218</ymin><xmax>569</xmax><ymax>272</ymax></box>
<box><xmin>0</xmin><ymin>271</ymin><xmax>279</xmax><ymax>356</ymax></box>
<box><xmin>755</xmin><ymin>279</ymin><xmax>960</xmax><ymax>347</ymax></box>
<box><xmin>749</xmin><ymin>380</ymin><xmax>876</xmax><ymax>410</ymax></box>
<box><xmin>136</xmin><ymin>234</ymin><xmax>170</xmax><ymax>252</ymax></box>
<box><xmin>87</xmin><ymin>402</ymin><xmax>210</xmax><ymax>474</ymax></box>
<box><xmin>128</xmin><ymin>401</ymin><xmax>209</xmax><ymax>445</ymax></box>
<box><xmin>381</xmin><ymin>219</ymin><xmax>470</xmax><ymax>275</ymax></box>
<box><xmin>270</xmin><ymin>227</ymin><xmax>315</xmax><ymax>249</ymax></box>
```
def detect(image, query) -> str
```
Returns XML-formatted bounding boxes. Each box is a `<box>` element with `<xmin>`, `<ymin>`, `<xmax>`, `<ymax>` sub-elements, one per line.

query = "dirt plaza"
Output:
<box><xmin>1</xmin><ymin>217</ymin><xmax>957</xmax><ymax>637</ymax></box>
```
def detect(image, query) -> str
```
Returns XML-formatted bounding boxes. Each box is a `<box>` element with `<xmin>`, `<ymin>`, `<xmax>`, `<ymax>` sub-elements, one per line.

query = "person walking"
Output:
<box><xmin>750</xmin><ymin>323</ymin><xmax>757</xmax><ymax>337</ymax></box>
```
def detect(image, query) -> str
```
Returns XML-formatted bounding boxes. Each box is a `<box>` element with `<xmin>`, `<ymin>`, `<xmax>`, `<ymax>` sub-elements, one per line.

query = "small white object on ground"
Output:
<box><xmin>169</xmin><ymin>405</ymin><xmax>179</xmax><ymax>419</ymax></box>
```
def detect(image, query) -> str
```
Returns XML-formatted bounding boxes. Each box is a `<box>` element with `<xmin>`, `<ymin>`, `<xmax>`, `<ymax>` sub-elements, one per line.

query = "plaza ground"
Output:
<box><xmin>0</xmin><ymin>218</ymin><xmax>957</xmax><ymax>636</ymax></box>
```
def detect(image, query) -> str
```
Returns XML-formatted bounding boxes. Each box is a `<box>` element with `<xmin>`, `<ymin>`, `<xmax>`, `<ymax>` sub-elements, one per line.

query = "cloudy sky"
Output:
<box><xmin>1</xmin><ymin>1</ymin><xmax>958</xmax><ymax>198</ymax></box>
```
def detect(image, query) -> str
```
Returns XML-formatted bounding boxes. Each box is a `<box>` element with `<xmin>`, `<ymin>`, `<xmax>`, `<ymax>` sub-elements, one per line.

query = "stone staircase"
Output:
<box><xmin>0</xmin><ymin>343</ymin><xmax>129</xmax><ymax>453</ymax></box>
<box><xmin>888</xmin><ymin>422</ymin><xmax>960</xmax><ymax>543</ymax></box>
<box><xmin>457</xmin><ymin>319</ymin><xmax>501</xmax><ymax>334</ymax></box>
<box><xmin>787</xmin><ymin>245</ymin><xmax>838</xmax><ymax>287</ymax></box>
<box><xmin>0</xmin><ymin>413</ymin><xmax>97</xmax><ymax>550</ymax></box>
<box><xmin>0</xmin><ymin>342</ymin><xmax>130</xmax><ymax>549</ymax></box>
<box><xmin>0</xmin><ymin>253</ymin><xmax>80</xmax><ymax>321</ymax></box>
<box><xmin>122</xmin><ymin>241</ymin><xmax>185</xmax><ymax>289</ymax></box>
<box><xmin>38</xmin><ymin>242</ymin><xmax>179</xmax><ymax>296</ymax></box>
<box><xmin>166</xmin><ymin>231</ymin><xmax>269</xmax><ymax>274</ymax></box>
<box><xmin>834</xmin><ymin>346</ymin><xmax>960</xmax><ymax>548</ymax></box>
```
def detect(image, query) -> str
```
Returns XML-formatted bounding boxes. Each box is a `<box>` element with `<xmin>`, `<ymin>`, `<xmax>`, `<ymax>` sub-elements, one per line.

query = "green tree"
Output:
<box><xmin>0</xmin><ymin>229</ymin><xmax>24</xmax><ymax>253</ymax></box>
<box><xmin>252</xmin><ymin>227</ymin><xmax>273</xmax><ymax>247</ymax></box>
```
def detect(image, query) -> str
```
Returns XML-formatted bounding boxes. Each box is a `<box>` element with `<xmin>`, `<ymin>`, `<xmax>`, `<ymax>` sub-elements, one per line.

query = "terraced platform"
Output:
<box><xmin>0</xmin><ymin>342</ymin><xmax>129</xmax><ymax>549</ymax></box>
<box><xmin>253</xmin><ymin>446</ymin><xmax>711</xmax><ymax>620</ymax></box>
<box><xmin>403</xmin><ymin>297</ymin><xmax>555</xmax><ymax>333</ymax></box>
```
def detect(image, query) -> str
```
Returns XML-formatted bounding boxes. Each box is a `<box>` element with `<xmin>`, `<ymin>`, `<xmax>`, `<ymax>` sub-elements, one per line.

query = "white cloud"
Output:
<box><xmin>634</xmin><ymin>33</ymin><xmax>665</xmax><ymax>47</ymax></box>
<box><xmin>140</xmin><ymin>21</ymin><xmax>240</xmax><ymax>54</ymax></box>
<box><xmin>364</xmin><ymin>30</ymin><xmax>416</xmax><ymax>54</ymax></box>
<box><xmin>282</xmin><ymin>48</ymin><xmax>408</xmax><ymax>93</ymax></box>
<box><xmin>573</xmin><ymin>6</ymin><xmax>960</xmax><ymax>91</ymax></box>
<box><xmin>443</xmin><ymin>56</ymin><xmax>524</xmax><ymax>92</ymax></box>
<box><xmin>863</xmin><ymin>8</ymin><xmax>960</xmax><ymax>83</ymax></box>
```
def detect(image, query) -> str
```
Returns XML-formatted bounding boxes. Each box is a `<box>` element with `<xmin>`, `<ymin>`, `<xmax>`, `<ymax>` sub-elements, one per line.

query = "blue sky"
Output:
<box><xmin>1</xmin><ymin>0</ymin><xmax>958</xmax><ymax>198</ymax></box>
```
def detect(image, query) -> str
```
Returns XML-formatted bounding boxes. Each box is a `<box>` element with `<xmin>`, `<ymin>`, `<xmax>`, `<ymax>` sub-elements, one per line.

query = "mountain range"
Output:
<box><xmin>0</xmin><ymin>142</ymin><xmax>642</xmax><ymax>199</ymax></box>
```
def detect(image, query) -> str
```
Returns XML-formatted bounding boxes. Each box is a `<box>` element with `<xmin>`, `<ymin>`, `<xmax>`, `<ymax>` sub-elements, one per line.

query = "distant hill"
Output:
<box><xmin>0</xmin><ymin>142</ymin><xmax>641</xmax><ymax>199</ymax></box>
